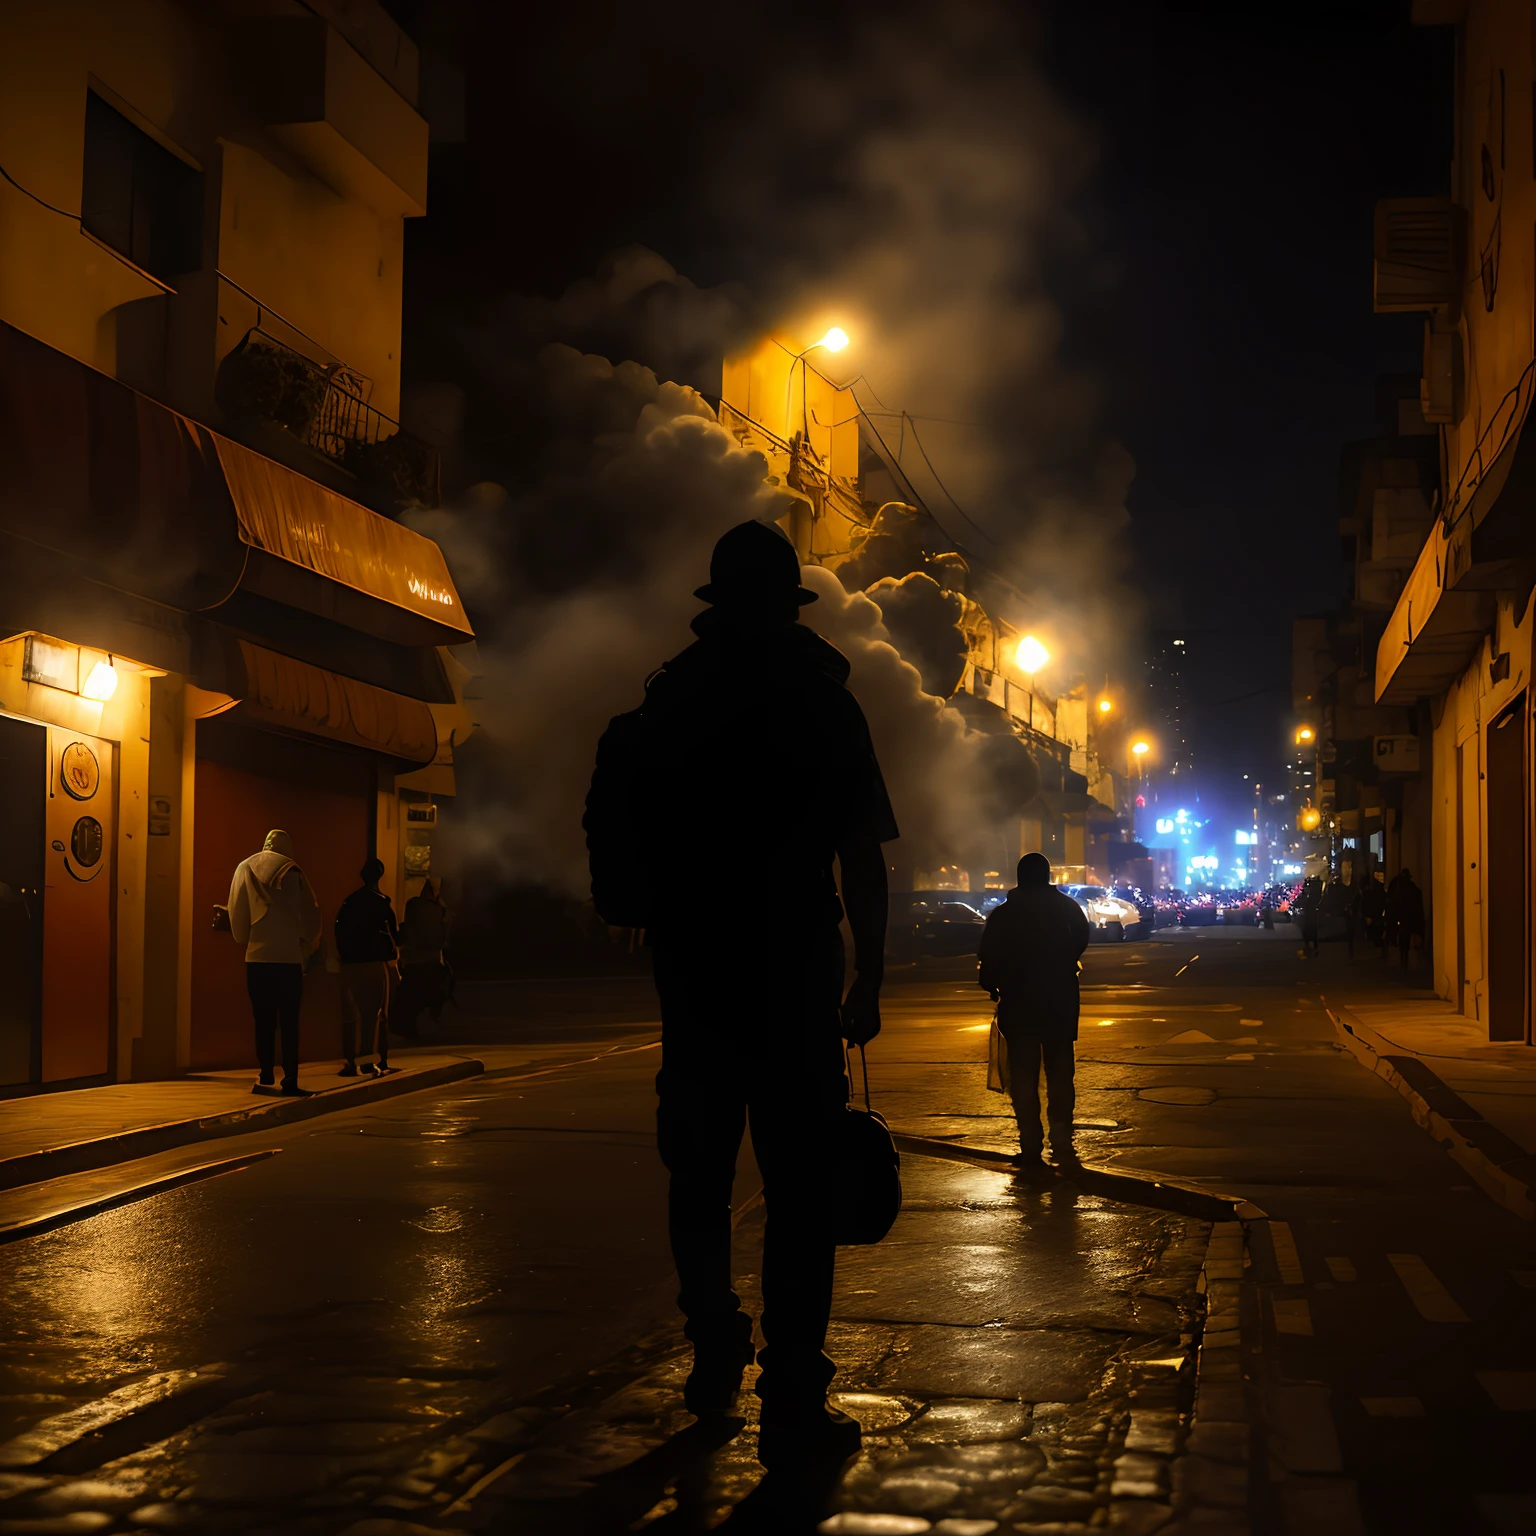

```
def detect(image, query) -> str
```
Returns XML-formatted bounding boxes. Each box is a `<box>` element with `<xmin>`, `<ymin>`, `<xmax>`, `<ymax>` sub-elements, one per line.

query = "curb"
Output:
<box><xmin>1325</xmin><ymin>1002</ymin><xmax>1536</xmax><ymax>1221</ymax></box>
<box><xmin>0</xmin><ymin>1058</ymin><xmax>485</xmax><ymax>1194</ymax></box>
<box><xmin>890</xmin><ymin>1130</ymin><xmax>1248</xmax><ymax>1223</ymax></box>
<box><xmin>1163</xmin><ymin>1216</ymin><xmax>1259</xmax><ymax>1535</ymax></box>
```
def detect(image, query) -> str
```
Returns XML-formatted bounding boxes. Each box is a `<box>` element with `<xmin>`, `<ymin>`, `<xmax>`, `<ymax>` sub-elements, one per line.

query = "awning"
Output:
<box><xmin>216</xmin><ymin>438</ymin><xmax>470</xmax><ymax>647</ymax></box>
<box><xmin>1376</xmin><ymin>360</ymin><xmax>1536</xmax><ymax>703</ymax></box>
<box><xmin>216</xmin><ymin>638</ymin><xmax>438</xmax><ymax>763</ymax></box>
<box><xmin>0</xmin><ymin>319</ymin><xmax>471</xmax><ymax>649</ymax></box>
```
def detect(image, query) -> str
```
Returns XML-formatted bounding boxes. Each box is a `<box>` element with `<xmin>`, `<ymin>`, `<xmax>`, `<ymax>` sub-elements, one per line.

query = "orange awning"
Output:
<box><xmin>233</xmin><ymin>640</ymin><xmax>437</xmax><ymax>763</ymax></box>
<box><xmin>215</xmin><ymin>438</ymin><xmax>472</xmax><ymax>648</ymax></box>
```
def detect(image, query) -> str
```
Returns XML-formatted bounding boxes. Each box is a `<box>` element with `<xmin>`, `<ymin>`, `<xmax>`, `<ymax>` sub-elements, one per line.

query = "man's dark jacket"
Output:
<box><xmin>977</xmin><ymin>884</ymin><xmax>1091</xmax><ymax>1041</ymax></box>
<box><xmin>599</xmin><ymin>610</ymin><xmax>897</xmax><ymax>945</ymax></box>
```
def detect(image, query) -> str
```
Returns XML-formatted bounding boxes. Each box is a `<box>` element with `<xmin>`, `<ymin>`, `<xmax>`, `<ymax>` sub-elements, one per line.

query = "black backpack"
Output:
<box><xmin>584</xmin><ymin>701</ymin><xmax>657</xmax><ymax>930</ymax></box>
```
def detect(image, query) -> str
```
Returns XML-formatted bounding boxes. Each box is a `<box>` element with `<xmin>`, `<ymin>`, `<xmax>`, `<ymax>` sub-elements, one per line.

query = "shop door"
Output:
<box><xmin>1486</xmin><ymin>695</ymin><xmax>1528</xmax><ymax>1042</ymax></box>
<box><xmin>42</xmin><ymin>725</ymin><xmax>114</xmax><ymax>1081</ymax></box>
<box><xmin>0</xmin><ymin>716</ymin><xmax>44</xmax><ymax>1085</ymax></box>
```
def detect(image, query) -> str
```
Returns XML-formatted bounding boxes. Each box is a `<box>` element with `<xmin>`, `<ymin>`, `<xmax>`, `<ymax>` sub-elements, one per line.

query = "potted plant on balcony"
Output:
<box><xmin>345</xmin><ymin>431</ymin><xmax>441</xmax><ymax>511</ymax></box>
<box><xmin>216</xmin><ymin>333</ymin><xmax>327</xmax><ymax>436</ymax></box>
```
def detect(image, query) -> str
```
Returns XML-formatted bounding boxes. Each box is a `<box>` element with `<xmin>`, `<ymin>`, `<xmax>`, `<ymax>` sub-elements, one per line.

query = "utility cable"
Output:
<box><xmin>0</xmin><ymin>159</ymin><xmax>79</xmax><ymax>220</ymax></box>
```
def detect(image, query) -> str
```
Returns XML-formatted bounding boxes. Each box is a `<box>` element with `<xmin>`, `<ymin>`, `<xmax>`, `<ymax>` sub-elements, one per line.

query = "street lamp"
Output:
<box><xmin>1131</xmin><ymin>739</ymin><xmax>1150</xmax><ymax>761</ymax></box>
<box><xmin>785</xmin><ymin>328</ymin><xmax>852</xmax><ymax>438</ymax></box>
<box><xmin>1016</xmin><ymin>636</ymin><xmax>1049</xmax><ymax>674</ymax></box>
<box><xmin>1295</xmin><ymin>726</ymin><xmax>1315</xmax><ymax>745</ymax></box>
<box><xmin>1097</xmin><ymin>697</ymin><xmax>1113</xmax><ymax>716</ymax></box>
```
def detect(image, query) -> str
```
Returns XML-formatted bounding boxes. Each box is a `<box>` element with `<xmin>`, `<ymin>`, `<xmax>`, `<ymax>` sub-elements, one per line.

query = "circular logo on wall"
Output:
<box><xmin>60</xmin><ymin>742</ymin><xmax>99</xmax><ymax>800</ymax></box>
<box><xmin>70</xmin><ymin>816</ymin><xmax>103</xmax><ymax>867</ymax></box>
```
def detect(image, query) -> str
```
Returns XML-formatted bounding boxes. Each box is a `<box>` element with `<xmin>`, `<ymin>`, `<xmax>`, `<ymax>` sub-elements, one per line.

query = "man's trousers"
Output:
<box><xmin>652</xmin><ymin>930</ymin><xmax>849</xmax><ymax>1414</ymax></box>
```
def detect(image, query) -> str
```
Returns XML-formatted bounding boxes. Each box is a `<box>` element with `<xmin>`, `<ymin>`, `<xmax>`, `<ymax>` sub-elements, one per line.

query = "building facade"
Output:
<box><xmin>1366</xmin><ymin>0</ymin><xmax>1536</xmax><ymax>1040</ymax></box>
<box><xmin>719</xmin><ymin>334</ymin><xmax>1124</xmax><ymax>890</ymax></box>
<box><xmin>0</xmin><ymin>0</ymin><xmax>471</xmax><ymax>1090</ymax></box>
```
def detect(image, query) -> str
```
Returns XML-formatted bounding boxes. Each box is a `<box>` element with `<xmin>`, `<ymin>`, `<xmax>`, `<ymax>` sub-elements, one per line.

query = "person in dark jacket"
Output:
<box><xmin>334</xmin><ymin>858</ymin><xmax>398</xmax><ymax>1076</ymax></box>
<box><xmin>1360</xmin><ymin>872</ymin><xmax>1387</xmax><ymax>954</ymax></box>
<box><xmin>392</xmin><ymin>879</ymin><xmax>453</xmax><ymax>1038</ymax></box>
<box><xmin>585</xmin><ymin>520</ymin><xmax>898</xmax><ymax>1470</ymax></box>
<box><xmin>977</xmin><ymin>853</ymin><xmax>1091</xmax><ymax>1165</ymax></box>
<box><xmin>1296</xmin><ymin>875</ymin><xmax>1323</xmax><ymax>958</ymax></box>
<box><xmin>1386</xmin><ymin>868</ymin><xmax>1425</xmax><ymax>969</ymax></box>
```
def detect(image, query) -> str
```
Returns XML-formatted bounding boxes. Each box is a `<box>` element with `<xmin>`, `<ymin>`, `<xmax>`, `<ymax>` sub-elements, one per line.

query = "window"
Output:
<box><xmin>80</xmin><ymin>90</ymin><xmax>202</xmax><ymax>284</ymax></box>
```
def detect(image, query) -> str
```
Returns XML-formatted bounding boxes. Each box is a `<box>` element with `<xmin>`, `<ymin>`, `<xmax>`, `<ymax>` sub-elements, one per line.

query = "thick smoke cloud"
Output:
<box><xmin>412</xmin><ymin>348</ymin><xmax>1039</xmax><ymax>891</ymax></box>
<box><xmin>800</xmin><ymin>568</ymin><xmax>1038</xmax><ymax>868</ymax></box>
<box><xmin>864</xmin><ymin>572</ymin><xmax>968</xmax><ymax>699</ymax></box>
<box><xmin>705</xmin><ymin>3</ymin><xmax>1137</xmax><ymax>664</ymax></box>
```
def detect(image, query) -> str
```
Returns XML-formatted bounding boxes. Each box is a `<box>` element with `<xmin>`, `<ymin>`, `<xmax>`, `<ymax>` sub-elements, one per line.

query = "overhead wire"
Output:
<box><xmin>1</xmin><ymin>159</ymin><xmax>79</xmax><ymax>220</ymax></box>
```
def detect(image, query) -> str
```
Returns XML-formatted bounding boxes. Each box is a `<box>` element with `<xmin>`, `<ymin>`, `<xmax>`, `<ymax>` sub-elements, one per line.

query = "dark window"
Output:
<box><xmin>80</xmin><ymin>90</ymin><xmax>202</xmax><ymax>283</ymax></box>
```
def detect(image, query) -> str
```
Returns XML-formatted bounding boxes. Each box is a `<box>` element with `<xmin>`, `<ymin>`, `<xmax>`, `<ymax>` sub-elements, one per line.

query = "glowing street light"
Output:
<box><xmin>1131</xmin><ymin>739</ymin><xmax>1150</xmax><ymax>759</ymax></box>
<box><xmin>1016</xmin><ymin>635</ymin><xmax>1049</xmax><ymax>674</ymax></box>
<box><xmin>82</xmin><ymin>658</ymin><xmax>118</xmax><ymax>702</ymax></box>
<box><xmin>1298</xmin><ymin>805</ymin><xmax>1322</xmax><ymax>832</ymax></box>
<box><xmin>1295</xmin><ymin>725</ymin><xmax>1315</xmax><ymax>745</ymax></box>
<box><xmin>815</xmin><ymin>326</ymin><xmax>850</xmax><ymax>354</ymax></box>
<box><xmin>1097</xmin><ymin>697</ymin><xmax>1113</xmax><ymax>715</ymax></box>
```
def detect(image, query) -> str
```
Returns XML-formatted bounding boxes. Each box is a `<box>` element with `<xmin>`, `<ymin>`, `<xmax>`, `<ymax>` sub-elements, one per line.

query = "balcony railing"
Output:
<box><xmin>215</xmin><ymin>328</ymin><xmax>440</xmax><ymax>511</ymax></box>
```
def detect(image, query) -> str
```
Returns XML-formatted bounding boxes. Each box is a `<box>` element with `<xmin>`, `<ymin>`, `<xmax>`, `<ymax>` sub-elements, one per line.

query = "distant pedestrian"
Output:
<box><xmin>393</xmin><ymin>879</ymin><xmax>452</xmax><ymax>1038</ymax></box>
<box><xmin>227</xmin><ymin>830</ymin><xmax>321</xmax><ymax>1095</ymax></box>
<box><xmin>1361</xmin><ymin>873</ymin><xmax>1387</xmax><ymax>955</ymax></box>
<box><xmin>1334</xmin><ymin>877</ymin><xmax>1360</xmax><ymax>958</ymax></box>
<box><xmin>334</xmin><ymin>858</ymin><xmax>398</xmax><ymax>1076</ymax></box>
<box><xmin>977</xmin><ymin>853</ymin><xmax>1091</xmax><ymax>1166</ymax></box>
<box><xmin>1296</xmin><ymin>875</ymin><xmax>1322</xmax><ymax>958</ymax></box>
<box><xmin>1387</xmin><ymin>868</ymin><xmax>1425</xmax><ymax>969</ymax></box>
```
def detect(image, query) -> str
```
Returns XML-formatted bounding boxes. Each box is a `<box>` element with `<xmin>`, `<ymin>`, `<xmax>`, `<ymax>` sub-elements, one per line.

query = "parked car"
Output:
<box><xmin>1061</xmin><ymin>884</ymin><xmax>1142</xmax><ymax>942</ymax></box>
<box><xmin>893</xmin><ymin>896</ymin><xmax>988</xmax><ymax>957</ymax></box>
<box><xmin>1112</xmin><ymin>885</ymin><xmax>1156</xmax><ymax>938</ymax></box>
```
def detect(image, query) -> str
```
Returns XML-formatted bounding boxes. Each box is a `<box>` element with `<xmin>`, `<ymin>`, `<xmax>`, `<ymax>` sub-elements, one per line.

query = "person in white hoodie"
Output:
<box><xmin>227</xmin><ymin>829</ymin><xmax>321</xmax><ymax>1094</ymax></box>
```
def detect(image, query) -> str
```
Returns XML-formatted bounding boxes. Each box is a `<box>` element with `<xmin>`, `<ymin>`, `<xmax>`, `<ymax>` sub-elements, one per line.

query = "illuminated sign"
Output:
<box><xmin>408</xmin><ymin>576</ymin><xmax>456</xmax><ymax>607</ymax></box>
<box><xmin>1235</xmin><ymin>830</ymin><xmax>1255</xmax><ymax>846</ymax></box>
<box><xmin>1155</xmin><ymin>818</ymin><xmax>1175</xmax><ymax>834</ymax></box>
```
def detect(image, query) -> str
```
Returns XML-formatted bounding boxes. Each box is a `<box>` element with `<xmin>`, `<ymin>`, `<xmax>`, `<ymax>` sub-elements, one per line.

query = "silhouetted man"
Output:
<box><xmin>227</xmin><ymin>829</ymin><xmax>320</xmax><ymax>1095</ymax></box>
<box><xmin>977</xmin><ymin>853</ymin><xmax>1090</xmax><ymax>1164</ymax></box>
<box><xmin>586</xmin><ymin>520</ymin><xmax>897</xmax><ymax>1468</ymax></box>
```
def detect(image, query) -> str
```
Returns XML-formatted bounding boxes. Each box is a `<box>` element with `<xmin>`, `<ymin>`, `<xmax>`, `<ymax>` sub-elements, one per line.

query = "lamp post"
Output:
<box><xmin>785</xmin><ymin>327</ymin><xmax>851</xmax><ymax>440</ymax></box>
<box><xmin>1130</xmin><ymin>738</ymin><xmax>1150</xmax><ymax>841</ymax></box>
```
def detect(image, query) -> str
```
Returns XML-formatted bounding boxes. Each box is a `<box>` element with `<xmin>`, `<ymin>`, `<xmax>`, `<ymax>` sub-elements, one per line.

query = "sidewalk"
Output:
<box><xmin>1325</xmin><ymin>992</ymin><xmax>1536</xmax><ymax>1219</ymax></box>
<box><xmin>0</xmin><ymin>1050</ymin><xmax>487</xmax><ymax>1191</ymax></box>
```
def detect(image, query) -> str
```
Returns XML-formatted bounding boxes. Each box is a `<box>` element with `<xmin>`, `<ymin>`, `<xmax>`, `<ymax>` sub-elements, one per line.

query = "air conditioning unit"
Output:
<box><xmin>1374</xmin><ymin>198</ymin><xmax>1464</xmax><ymax>313</ymax></box>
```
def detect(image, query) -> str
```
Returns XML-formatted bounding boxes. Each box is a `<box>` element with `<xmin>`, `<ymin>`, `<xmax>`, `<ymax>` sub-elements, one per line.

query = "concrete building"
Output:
<box><xmin>0</xmin><ymin>0</ymin><xmax>472</xmax><ymax>1090</ymax></box>
<box><xmin>719</xmin><ymin>334</ymin><xmax>1123</xmax><ymax>889</ymax></box>
<box><xmin>1367</xmin><ymin>0</ymin><xmax>1536</xmax><ymax>1039</ymax></box>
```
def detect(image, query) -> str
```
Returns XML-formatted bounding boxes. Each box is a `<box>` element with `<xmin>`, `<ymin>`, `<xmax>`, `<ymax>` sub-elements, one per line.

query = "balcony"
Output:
<box><xmin>215</xmin><ymin>329</ymin><xmax>439</xmax><ymax>513</ymax></box>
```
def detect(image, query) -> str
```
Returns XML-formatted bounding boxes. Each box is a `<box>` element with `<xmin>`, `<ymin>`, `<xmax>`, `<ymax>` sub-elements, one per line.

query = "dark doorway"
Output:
<box><xmin>1485</xmin><ymin>693</ymin><xmax>1528</xmax><ymax>1042</ymax></box>
<box><xmin>0</xmin><ymin>715</ymin><xmax>45</xmax><ymax>1085</ymax></box>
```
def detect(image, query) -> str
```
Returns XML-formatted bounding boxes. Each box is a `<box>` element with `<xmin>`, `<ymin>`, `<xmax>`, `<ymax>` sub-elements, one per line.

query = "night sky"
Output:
<box><xmin>396</xmin><ymin>0</ymin><xmax>1451</xmax><ymax>835</ymax></box>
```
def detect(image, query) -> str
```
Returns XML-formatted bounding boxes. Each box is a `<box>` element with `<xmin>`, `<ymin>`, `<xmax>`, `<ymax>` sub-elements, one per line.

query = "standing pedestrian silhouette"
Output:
<box><xmin>586</xmin><ymin>520</ymin><xmax>898</xmax><ymax>1469</ymax></box>
<box><xmin>334</xmin><ymin>857</ymin><xmax>397</xmax><ymax>1076</ymax></box>
<box><xmin>1387</xmin><ymin>868</ymin><xmax>1425</xmax><ymax>969</ymax></box>
<box><xmin>978</xmin><ymin>854</ymin><xmax>1090</xmax><ymax>1165</ymax></box>
<box><xmin>1296</xmin><ymin>875</ymin><xmax>1322</xmax><ymax>958</ymax></box>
